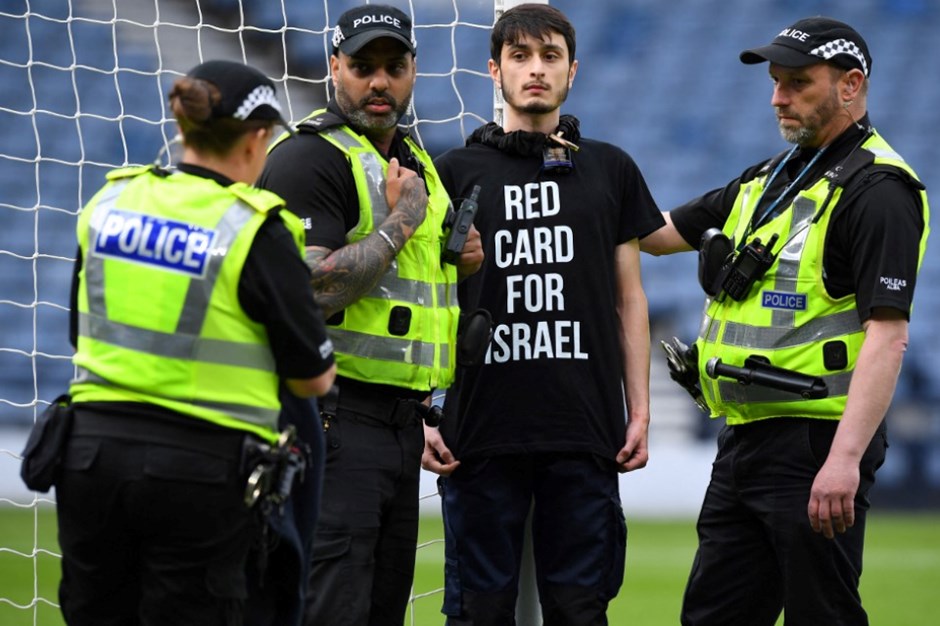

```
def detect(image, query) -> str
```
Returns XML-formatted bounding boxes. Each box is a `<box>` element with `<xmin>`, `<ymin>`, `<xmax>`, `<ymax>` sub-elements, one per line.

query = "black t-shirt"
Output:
<box><xmin>69</xmin><ymin>164</ymin><xmax>334</xmax><ymax>421</ymax></box>
<box><xmin>669</xmin><ymin>116</ymin><xmax>925</xmax><ymax>322</ymax></box>
<box><xmin>435</xmin><ymin>129</ymin><xmax>664</xmax><ymax>461</ymax></box>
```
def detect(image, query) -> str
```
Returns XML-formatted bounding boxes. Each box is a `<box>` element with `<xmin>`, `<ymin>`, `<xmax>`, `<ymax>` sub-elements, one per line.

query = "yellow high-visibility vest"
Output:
<box><xmin>281</xmin><ymin>110</ymin><xmax>460</xmax><ymax>391</ymax></box>
<box><xmin>70</xmin><ymin>166</ymin><xmax>305</xmax><ymax>443</ymax></box>
<box><xmin>696</xmin><ymin>131</ymin><xmax>929</xmax><ymax>425</ymax></box>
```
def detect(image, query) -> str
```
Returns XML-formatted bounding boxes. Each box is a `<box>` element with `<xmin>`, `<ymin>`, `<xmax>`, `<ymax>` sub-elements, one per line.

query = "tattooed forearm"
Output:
<box><xmin>305</xmin><ymin>176</ymin><xmax>429</xmax><ymax>318</ymax></box>
<box><xmin>305</xmin><ymin>207</ymin><xmax>421</xmax><ymax>318</ymax></box>
<box><xmin>305</xmin><ymin>240</ymin><xmax>389</xmax><ymax>318</ymax></box>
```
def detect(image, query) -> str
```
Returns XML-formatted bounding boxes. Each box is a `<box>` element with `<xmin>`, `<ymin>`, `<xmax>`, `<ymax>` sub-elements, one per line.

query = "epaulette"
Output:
<box><xmin>296</xmin><ymin>110</ymin><xmax>347</xmax><ymax>135</ymax></box>
<box><xmin>831</xmin><ymin>150</ymin><xmax>926</xmax><ymax>220</ymax></box>
<box><xmin>228</xmin><ymin>182</ymin><xmax>284</xmax><ymax>213</ymax></box>
<box><xmin>822</xmin><ymin>145</ymin><xmax>875</xmax><ymax>188</ymax></box>
<box><xmin>744</xmin><ymin>149</ymin><xmax>792</xmax><ymax>185</ymax></box>
<box><xmin>104</xmin><ymin>165</ymin><xmax>153</xmax><ymax>181</ymax></box>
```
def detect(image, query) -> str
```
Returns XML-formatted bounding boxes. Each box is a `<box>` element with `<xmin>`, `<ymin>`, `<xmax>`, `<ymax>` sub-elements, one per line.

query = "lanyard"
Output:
<box><xmin>745</xmin><ymin>145</ymin><xmax>827</xmax><ymax>241</ymax></box>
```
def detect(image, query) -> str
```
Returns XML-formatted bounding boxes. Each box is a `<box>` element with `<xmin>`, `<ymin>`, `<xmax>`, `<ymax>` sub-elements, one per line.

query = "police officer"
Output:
<box><xmin>57</xmin><ymin>60</ymin><xmax>336</xmax><ymax>625</ymax></box>
<box><xmin>641</xmin><ymin>17</ymin><xmax>930</xmax><ymax>626</ymax></box>
<box><xmin>258</xmin><ymin>4</ymin><xmax>482</xmax><ymax>625</ymax></box>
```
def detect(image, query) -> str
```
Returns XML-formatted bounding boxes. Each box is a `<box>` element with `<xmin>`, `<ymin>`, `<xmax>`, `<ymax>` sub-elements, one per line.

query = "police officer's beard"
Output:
<box><xmin>336</xmin><ymin>82</ymin><xmax>411</xmax><ymax>133</ymax></box>
<box><xmin>777</xmin><ymin>90</ymin><xmax>841</xmax><ymax>147</ymax></box>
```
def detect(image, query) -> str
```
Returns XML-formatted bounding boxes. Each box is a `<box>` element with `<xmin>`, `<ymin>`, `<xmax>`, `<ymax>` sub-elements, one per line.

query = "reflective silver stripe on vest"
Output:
<box><xmin>717</xmin><ymin>370</ymin><xmax>852</xmax><ymax>404</ymax></box>
<box><xmin>72</xmin><ymin>367</ymin><xmax>279</xmax><ymax>426</ymax></box>
<box><xmin>77</xmin><ymin>311</ymin><xmax>276</xmax><ymax>370</ymax></box>
<box><xmin>443</xmin><ymin>282</ymin><xmax>458</xmax><ymax>308</ymax></box>
<box><xmin>867</xmin><ymin>146</ymin><xmax>902</xmax><ymax>162</ymax></box>
<box><xmin>321</xmin><ymin>128</ymin><xmax>389</xmax><ymax>226</ymax></box>
<box><xmin>82</xmin><ymin>183</ymin><xmax>275</xmax><ymax>373</ymax></box>
<box><xmin>703</xmin><ymin>309</ymin><xmax>861</xmax><ymax>350</ymax></box>
<box><xmin>329</xmin><ymin>328</ymin><xmax>449</xmax><ymax>369</ymax></box>
<box><xmin>769</xmin><ymin>195</ymin><xmax>817</xmax><ymax>328</ymax></box>
<box><xmin>370</xmin><ymin>271</ymin><xmax>459</xmax><ymax>307</ymax></box>
<box><xmin>85</xmin><ymin>179</ymin><xmax>134</xmax><ymax>315</ymax></box>
<box><xmin>700</xmin><ymin>316</ymin><xmax>720</xmax><ymax>343</ymax></box>
<box><xmin>738</xmin><ymin>183</ymin><xmax>757</xmax><ymax>234</ymax></box>
<box><xmin>177</xmin><ymin>202</ymin><xmax>257</xmax><ymax>336</ymax></box>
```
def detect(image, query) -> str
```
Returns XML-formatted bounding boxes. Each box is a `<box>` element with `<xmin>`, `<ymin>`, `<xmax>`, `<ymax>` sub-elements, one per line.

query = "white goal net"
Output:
<box><xmin>0</xmin><ymin>0</ymin><xmax>507</xmax><ymax>623</ymax></box>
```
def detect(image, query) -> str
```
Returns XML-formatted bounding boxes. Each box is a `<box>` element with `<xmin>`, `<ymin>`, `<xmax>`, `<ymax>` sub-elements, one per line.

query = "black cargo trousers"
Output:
<box><xmin>681</xmin><ymin>417</ymin><xmax>888</xmax><ymax>626</ymax></box>
<box><xmin>56</xmin><ymin>406</ymin><xmax>258</xmax><ymax>626</ymax></box>
<box><xmin>304</xmin><ymin>383</ymin><xmax>426</xmax><ymax>626</ymax></box>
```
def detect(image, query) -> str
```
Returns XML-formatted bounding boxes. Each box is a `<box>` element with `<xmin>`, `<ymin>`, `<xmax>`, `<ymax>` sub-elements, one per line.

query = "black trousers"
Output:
<box><xmin>681</xmin><ymin>418</ymin><xmax>887</xmax><ymax>626</ymax></box>
<box><xmin>56</xmin><ymin>409</ymin><xmax>255</xmax><ymax>626</ymax></box>
<box><xmin>304</xmin><ymin>403</ymin><xmax>424</xmax><ymax>626</ymax></box>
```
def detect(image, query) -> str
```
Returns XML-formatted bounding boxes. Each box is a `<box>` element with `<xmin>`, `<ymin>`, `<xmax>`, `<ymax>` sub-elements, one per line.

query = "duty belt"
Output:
<box><xmin>70</xmin><ymin>406</ymin><xmax>249</xmax><ymax>460</ymax></box>
<box><xmin>320</xmin><ymin>384</ymin><xmax>435</xmax><ymax>429</ymax></box>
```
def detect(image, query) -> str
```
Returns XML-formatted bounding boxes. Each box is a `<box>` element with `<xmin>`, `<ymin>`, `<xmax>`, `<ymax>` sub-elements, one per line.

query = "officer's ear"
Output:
<box><xmin>330</xmin><ymin>54</ymin><xmax>341</xmax><ymax>88</ymax></box>
<box><xmin>245</xmin><ymin>127</ymin><xmax>271</xmax><ymax>156</ymax></box>
<box><xmin>840</xmin><ymin>67</ymin><xmax>865</xmax><ymax>102</ymax></box>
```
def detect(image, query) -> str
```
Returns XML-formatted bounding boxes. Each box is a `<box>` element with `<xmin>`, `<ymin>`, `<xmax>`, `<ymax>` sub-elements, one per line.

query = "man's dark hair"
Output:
<box><xmin>490</xmin><ymin>3</ymin><xmax>576</xmax><ymax>66</ymax></box>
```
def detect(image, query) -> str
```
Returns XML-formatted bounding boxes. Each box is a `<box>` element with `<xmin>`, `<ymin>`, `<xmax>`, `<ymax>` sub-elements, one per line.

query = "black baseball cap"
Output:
<box><xmin>331</xmin><ymin>4</ymin><xmax>416</xmax><ymax>56</ymax></box>
<box><xmin>186</xmin><ymin>60</ymin><xmax>294</xmax><ymax>134</ymax></box>
<box><xmin>740</xmin><ymin>17</ymin><xmax>872</xmax><ymax>77</ymax></box>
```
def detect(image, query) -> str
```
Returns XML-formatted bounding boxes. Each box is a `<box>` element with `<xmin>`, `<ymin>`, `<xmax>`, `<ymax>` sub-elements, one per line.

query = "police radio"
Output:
<box><xmin>718</xmin><ymin>233</ymin><xmax>779</xmax><ymax>301</ymax></box>
<box><xmin>442</xmin><ymin>185</ymin><xmax>480</xmax><ymax>265</ymax></box>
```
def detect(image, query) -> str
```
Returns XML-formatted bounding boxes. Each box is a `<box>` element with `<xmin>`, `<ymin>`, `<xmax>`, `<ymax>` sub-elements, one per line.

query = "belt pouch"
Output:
<box><xmin>20</xmin><ymin>393</ymin><xmax>74</xmax><ymax>492</ymax></box>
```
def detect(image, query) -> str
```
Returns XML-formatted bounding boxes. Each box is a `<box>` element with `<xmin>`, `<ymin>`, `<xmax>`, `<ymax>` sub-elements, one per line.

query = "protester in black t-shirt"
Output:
<box><xmin>428</xmin><ymin>5</ymin><xmax>664</xmax><ymax>624</ymax></box>
<box><xmin>641</xmin><ymin>17</ymin><xmax>929</xmax><ymax>625</ymax></box>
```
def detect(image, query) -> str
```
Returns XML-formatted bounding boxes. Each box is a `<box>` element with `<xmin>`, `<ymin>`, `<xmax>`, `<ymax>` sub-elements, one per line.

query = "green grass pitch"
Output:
<box><xmin>1</xmin><ymin>506</ymin><xmax>937</xmax><ymax>625</ymax></box>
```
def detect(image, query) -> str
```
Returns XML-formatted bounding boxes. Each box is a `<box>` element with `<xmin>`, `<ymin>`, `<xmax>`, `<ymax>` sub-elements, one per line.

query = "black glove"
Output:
<box><xmin>660</xmin><ymin>337</ymin><xmax>709</xmax><ymax>413</ymax></box>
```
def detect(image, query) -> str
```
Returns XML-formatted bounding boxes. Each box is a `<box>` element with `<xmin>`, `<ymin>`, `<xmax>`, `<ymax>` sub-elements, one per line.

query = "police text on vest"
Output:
<box><xmin>93</xmin><ymin>209</ymin><xmax>217</xmax><ymax>278</ymax></box>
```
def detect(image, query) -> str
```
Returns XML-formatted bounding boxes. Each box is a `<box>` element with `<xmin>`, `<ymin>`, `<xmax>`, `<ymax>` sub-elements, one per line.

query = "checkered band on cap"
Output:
<box><xmin>809</xmin><ymin>38</ymin><xmax>869</xmax><ymax>76</ymax></box>
<box><xmin>233</xmin><ymin>84</ymin><xmax>283</xmax><ymax>120</ymax></box>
